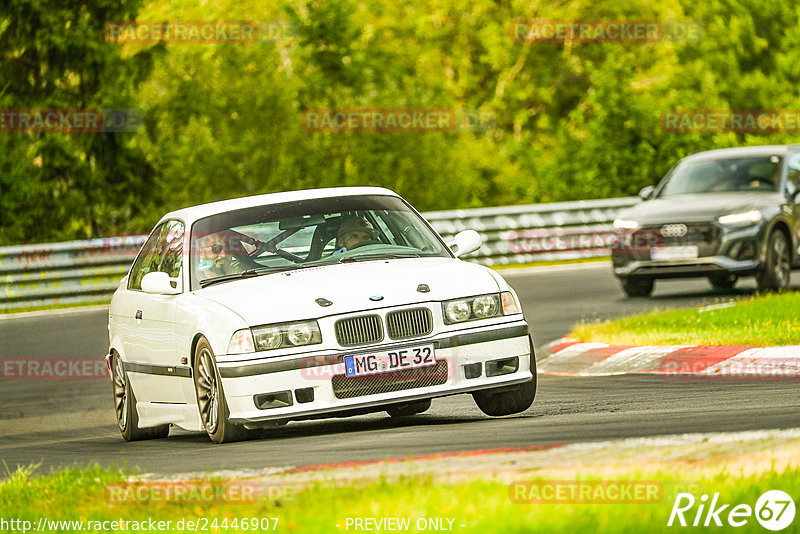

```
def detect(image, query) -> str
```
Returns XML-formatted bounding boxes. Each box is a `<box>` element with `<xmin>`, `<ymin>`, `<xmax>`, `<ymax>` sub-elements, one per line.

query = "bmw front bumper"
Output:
<box><xmin>216</xmin><ymin>321</ymin><xmax>533</xmax><ymax>424</ymax></box>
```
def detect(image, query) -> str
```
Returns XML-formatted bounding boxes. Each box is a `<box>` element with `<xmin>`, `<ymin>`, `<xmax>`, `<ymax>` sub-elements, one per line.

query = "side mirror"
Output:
<box><xmin>448</xmin><ymin>230</ymin><xmax>482</xmax><ymax>257</ymax></box>
<box><xmin>639</xmin><ymin>185</ymin><xmax>655</xmax><ymax>200</ymax></box>
<box><xmin>141</xmin><ymin>271</ymin><xmax>181</xmax><ymax>295</ymax></box>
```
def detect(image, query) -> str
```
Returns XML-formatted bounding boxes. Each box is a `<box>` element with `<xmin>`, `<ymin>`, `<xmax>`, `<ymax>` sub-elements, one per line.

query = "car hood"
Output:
<box><xmin>194</xmin><ymin>257</ymin><xmax>500</xmax><ymax>326</ymax></box>
<box><xmin>619</xmin><ymin>192</ymin><xmax>781</xmax><ymax>225</ymax></box>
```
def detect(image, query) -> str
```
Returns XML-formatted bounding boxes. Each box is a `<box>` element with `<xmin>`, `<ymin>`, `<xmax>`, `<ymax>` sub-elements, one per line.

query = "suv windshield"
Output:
<box><xmin>190</xmin><ymin>194</ymin><xmax>450</xmax><ymax>288</ymax></box>
<box><xmin>658</xmin><ymin>155</ymin><xmax>782</xmax><ymax>197</ymax></box>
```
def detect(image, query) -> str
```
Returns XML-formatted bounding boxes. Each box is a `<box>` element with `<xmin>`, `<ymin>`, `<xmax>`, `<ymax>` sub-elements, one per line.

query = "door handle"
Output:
<box><xmin>135</xmin><ymin>310</ymin><xmax>142</xmax><ymax>320</ymax></box>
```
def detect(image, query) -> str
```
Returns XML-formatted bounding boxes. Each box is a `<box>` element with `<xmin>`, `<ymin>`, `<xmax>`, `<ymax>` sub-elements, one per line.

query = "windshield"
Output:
<box><xmin>189</xmin><ymin>194</ymin><xmax>450</xmax><ymax>289</ymax></box>
<box><xmin>657</xmin><ymin>155</ymin><xmax>782</xmax><ymax>198</ymax></box>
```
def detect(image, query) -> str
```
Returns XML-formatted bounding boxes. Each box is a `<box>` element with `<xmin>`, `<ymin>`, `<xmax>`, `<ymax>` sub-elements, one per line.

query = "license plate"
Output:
<box><xmin>344</xmin><ymin>345</ymin><xmax>435</xmax><ymax>378</ymax></box>
<box><xmin>651</xmin><ymin>246</ymin><xmax>698</xmax><ymax>261</ymax></box>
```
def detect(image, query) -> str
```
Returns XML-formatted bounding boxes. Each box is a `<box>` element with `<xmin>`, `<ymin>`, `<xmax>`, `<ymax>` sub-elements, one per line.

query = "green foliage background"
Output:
<box><xmin>2</xmin><ymin>0</ymin><xmax>800</xmax><ymax>244</ymax></box>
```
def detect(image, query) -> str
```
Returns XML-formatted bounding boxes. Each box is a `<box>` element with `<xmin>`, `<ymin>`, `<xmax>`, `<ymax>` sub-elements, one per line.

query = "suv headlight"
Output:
<box><xmin>443</xmin><ymin>293</ymin><xmax>508</xmax><ymax>324</ymax></box>
<box><xmin>252</xmin><ymin>320</ymin><xmax>322</xmax><ymax>351</ymax></box>
<box><xmin>718</xmin><ymin>210</ymin><xmax>762</xmax><ymax>227</ymax></box>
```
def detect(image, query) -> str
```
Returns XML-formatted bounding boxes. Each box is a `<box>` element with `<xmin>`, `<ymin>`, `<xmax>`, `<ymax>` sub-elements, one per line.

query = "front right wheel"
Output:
<box><xmin>621</xmin><ymin>277</ymin><xmax>654</xmax><ymax>297</ymax></box>
<box><xmin>193</xmin><ymin>337</ymin><xmax>248</xmax><ymax>443</ymax></box>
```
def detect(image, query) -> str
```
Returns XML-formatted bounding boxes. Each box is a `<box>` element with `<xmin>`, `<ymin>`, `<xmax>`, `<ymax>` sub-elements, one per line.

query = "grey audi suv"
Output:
<box><xmin>611</xmin><ymin>145</ymin><xmax>800</xmax><ymax>297</ymax></box>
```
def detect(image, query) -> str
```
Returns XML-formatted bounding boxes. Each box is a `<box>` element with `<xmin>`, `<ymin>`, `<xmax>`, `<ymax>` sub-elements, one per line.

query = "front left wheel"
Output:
<box><xmin>112</xmin><ymin>352</ymin><xmax>170</xmax><ymax>441</ymax></box>
<box><xmin>473</xmin><ymin>347</ymin><xmax>537</xmax><ymax>417</ymax></box>
<box><xmin>193</xmin><ymin>337</ymin><xmax>248</xmax><ymax>443</ymax></box>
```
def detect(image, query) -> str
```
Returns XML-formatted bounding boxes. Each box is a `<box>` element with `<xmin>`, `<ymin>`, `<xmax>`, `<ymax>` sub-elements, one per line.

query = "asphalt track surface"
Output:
<box><xmin>1</xmin><ymin>263</ymin><xmax>798</xmax><ymax>476</ymax></box>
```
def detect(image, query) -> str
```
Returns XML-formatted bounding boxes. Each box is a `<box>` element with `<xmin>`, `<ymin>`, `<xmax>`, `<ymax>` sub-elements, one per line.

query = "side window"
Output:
<box><xmin>158</xmin><ymin>221</ymin><xmax>185</xmax><ymax>281</ymax></box>
<box><xmin>127</xmin><ymin>221</ymin><xmax>184</xmax><ymax>290</ymax></box>
<box><xmin>787</xmin><ymin>153</ymin><xmax>800</xmax><ymax>198</ymax></box>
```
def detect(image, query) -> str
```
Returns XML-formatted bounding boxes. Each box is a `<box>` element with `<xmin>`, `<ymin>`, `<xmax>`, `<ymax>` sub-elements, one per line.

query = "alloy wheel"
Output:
<box><xmin>196</xmin><ymin>348</ymin><xmax>219</xmax><ymax>433</ymax></box>
<box><xmin>113</xmin><ymin>355</ymin><xmax>127</xmax><ymax>430</ymax></box>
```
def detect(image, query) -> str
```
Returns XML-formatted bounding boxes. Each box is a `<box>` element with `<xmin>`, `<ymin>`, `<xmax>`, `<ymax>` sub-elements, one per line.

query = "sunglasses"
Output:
<box><xmin>210</xmin><ymin>244</ymin><xmax>225</xmax><ymax>254</ymax></box>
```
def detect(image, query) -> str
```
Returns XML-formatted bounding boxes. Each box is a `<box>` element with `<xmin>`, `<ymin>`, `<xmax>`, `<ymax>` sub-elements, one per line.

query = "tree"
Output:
<box><xmin>0</xmin><ymin>0</ymin><xmax>160</xmax><ymax>244</ymax></box>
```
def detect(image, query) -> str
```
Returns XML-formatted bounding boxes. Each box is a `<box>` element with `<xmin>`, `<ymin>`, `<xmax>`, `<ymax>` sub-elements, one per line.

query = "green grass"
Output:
<box><xmin>2</xmin><ymin>464</ymin><xmax>798</xmax><ymax>533</ymax></box>
<box><xmin>489</xmin><ymin>256</ymin><xmax>609</xmax><ymax>270</ymax></box>
<box><xmin>574</xmin><ymin>291</ymin><xmax>800</xmax><ymax>346</ymax></box>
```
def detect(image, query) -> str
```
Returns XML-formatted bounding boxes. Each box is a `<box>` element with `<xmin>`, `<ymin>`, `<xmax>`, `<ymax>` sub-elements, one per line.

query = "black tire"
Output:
<box><xmin>193</xmin><ymin>337</ymin><xmax>248</xmax><ymax>443</ymax></box>
<box><xmin>757</xmin><ymin>230</ymin><xmax>791</xmax><ymax>292</ymax></box>
<box><xmin>386</xmin><ymin>399</ymin><xmax>431</xmax><ymax>417</ymax></box>
<box><xmin>473</xmin><ymin>353</ymin><xmax>537</xmax><ymax>417</ymax></box>
<box><xmin>621</xmin><ymin>277</ymin><xmax>655</xmax><ymax>297</ymax></box>
<box><xmin>112</xmin><ymin>352</ymin><xmax>170</xmax><ymax>441</ymax></box>
<box><xmin>709</xmin><ymin>274</ymin><xmax>738</xmax><ymax>290</ymax></box>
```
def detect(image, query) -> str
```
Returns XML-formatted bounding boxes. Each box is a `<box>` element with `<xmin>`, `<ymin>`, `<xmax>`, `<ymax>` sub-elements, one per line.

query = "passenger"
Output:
<box><xmin>333</xmin><ymin>217</ymin><xmax>380</xmax><ymax>254</ymax></box>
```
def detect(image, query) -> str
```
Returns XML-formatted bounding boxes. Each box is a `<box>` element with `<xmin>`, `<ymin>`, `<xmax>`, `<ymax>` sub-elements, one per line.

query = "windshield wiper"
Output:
<box><xmin>198</xmin><ymin>267</ymin><xmax>291</xmax><ymax>287</ymax></box>
<box><xmin>198</xmin><ymin>263</ymin><xmax>328</xmax><ymax>287</ymax></box>
<box><xmin>336</xmin><ymin>253</ymin><xmax>421</xmax><ymax>263</ymax></box>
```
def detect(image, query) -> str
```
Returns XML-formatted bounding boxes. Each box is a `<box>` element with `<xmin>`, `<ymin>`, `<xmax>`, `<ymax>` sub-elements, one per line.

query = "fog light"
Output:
<box><xmin>294</xmin><ymin>387</ymin><xmax>315</xmax><ymax>404</ymax></box>
<box><xmin>464</xmin><ymin>363</ymin><xmax>482</xmax><ymax>379</ymax></box>
<box><xmin>254</xmin><ymin>390</ymin><xmax>293</xmax><ymax>410</ymax></box>
<box><xmin>485</xmin><ymin>357</ymin><xmax>519</xmax><ymax>377</ymax></box>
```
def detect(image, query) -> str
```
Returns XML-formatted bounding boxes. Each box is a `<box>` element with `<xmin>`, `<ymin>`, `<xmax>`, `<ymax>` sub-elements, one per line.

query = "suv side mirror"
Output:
<box><xmin>639</xmin><ymin>185</ymin><xmax>655</xmax><ymax>200</ymax></box>
<box><xmin>448</xmin><ymin>230</ymin><xmax>482</xmax><ymax>257</ymax></box>
<box><xmin>141</xmin><ymin>271</ymin><xmax>181</xmax><ymax>295</ymax></box>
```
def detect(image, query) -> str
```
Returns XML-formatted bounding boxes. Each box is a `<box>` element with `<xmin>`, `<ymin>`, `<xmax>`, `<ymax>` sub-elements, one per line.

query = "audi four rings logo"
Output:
<box><xmin>661</xmin><ymin>224</ymin><xmax>688</xmax><ymax>237</ymax></box>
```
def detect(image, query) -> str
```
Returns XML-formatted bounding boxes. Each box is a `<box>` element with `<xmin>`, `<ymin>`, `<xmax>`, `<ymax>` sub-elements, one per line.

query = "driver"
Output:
<box><xmin>196</xmin><ymin>232</ymin><xmax>243</xmax><ymax>280</ymax></box>
<box><xmin>334</xmin><ymin>217</ymin><xmax>380</xmax><ymax>253</ymax></box>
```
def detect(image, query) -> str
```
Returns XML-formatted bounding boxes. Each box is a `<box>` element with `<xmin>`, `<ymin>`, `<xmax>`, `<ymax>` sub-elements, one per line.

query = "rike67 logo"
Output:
<box><xmin>668</xmin><ymin>490</ymin><xmax>795</xmax><ymax>531</ymax></box>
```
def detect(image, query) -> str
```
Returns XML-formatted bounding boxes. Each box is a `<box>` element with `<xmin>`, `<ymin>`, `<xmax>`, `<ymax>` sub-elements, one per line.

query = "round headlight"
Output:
<box><xmin>287</xmin><ymin>323</ymin><xmax>312</xmax><ymax>346</ymax></box>
<box><xmin>472</xmin><ymin>295</ymin><xmax>499</xmax><ymax>318</ymax></box>
<box><xmin>445</xmin><ymin>300</ymin><xmax>472</xmax><ymax>323</ymax></box>
<box><xmin>255</xmin><ymin>329</ymin><xmax>282</xmax><ymax>350</ymax></box>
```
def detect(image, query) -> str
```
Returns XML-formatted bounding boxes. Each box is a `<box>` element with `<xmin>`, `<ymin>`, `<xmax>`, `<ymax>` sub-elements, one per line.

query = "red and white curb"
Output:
<box><xmin>538</xmin><ymin>338</ymin><xmax>800</xmax><ymax>378</ymax></box>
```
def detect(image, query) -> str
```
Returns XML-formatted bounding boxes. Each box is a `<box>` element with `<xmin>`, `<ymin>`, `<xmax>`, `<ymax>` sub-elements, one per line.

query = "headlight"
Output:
<box><xmin>718</xmin><ymin>210</ymin><xmax>763</xmax><ymax>226</ymax></box>
<box><xmin>227</xmin><ymin>329</ymin><xmax>255</xmax><ymax>355</ymax></box>
<box><xmin>613</xmin><ymin>219</ymin><xmax>639</xmax><ymax>230</ymax></box>
<box><xmin>444</xmin><ymin>300</ymin><xmax>472</xmax><ymax>323</ymax></box>
<box><xmin>443</xmin><ymin>293</ymin><xmax>503</xmax><ymax>324</ymax></box>
<box><xmin>252</xmin><ymin>320</ymin><xmax>322</xmax><ymax>351</ymax></box>
<box><xmin>473</xmin><ymin>295</ymin><xmax>499</xmax><ymax>318</ymax></box>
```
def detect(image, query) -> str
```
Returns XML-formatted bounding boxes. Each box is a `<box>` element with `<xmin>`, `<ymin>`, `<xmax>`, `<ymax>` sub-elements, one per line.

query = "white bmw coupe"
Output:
<box><xmin>105</xmin><ymin>187</ymin><xmax>536</xmax><ymax>443</ymax></box>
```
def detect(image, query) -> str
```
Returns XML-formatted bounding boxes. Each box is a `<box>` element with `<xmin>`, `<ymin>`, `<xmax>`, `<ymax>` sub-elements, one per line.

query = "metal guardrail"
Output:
<box><xmin>0</xmin><ymin>197</ymin><xmax>637</xmax><ymax>310</ymax></box>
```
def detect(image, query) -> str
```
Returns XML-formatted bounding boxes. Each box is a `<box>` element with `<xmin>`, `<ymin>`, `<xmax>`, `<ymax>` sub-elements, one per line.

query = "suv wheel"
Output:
<box><xmin>621</xmin><ymin>277</ymin><xmax>654</xmax><ymax>297</ymax></box>
<box><xmin>709</xmin><ymin>274</ymin><xmax>738</xmax><ymax>290</ymax></box>
<box><xmin>757</xmin><ymin>230</ymin><xmax>791</xmax><ymax>291</ymax></box>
